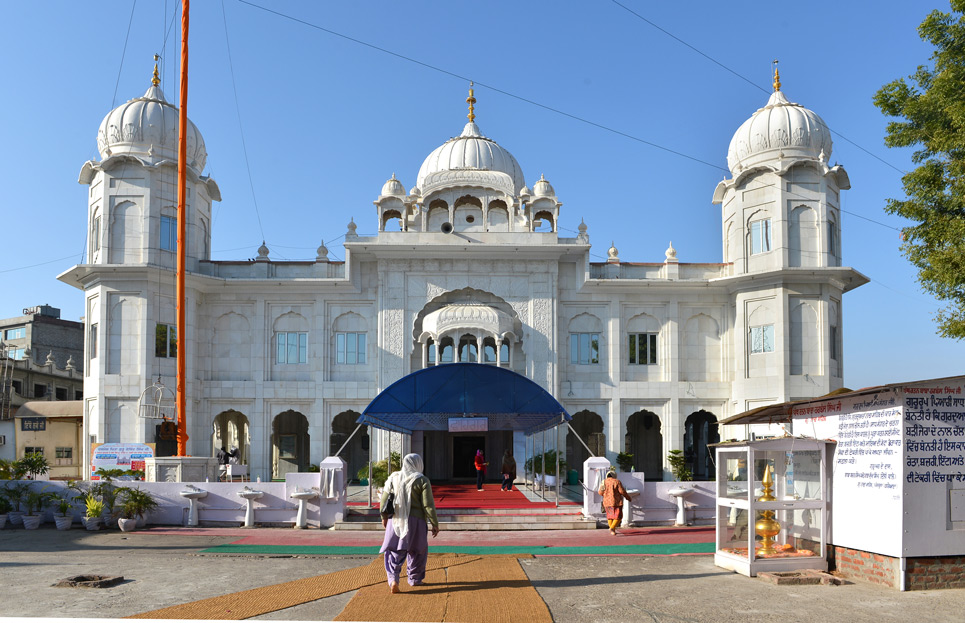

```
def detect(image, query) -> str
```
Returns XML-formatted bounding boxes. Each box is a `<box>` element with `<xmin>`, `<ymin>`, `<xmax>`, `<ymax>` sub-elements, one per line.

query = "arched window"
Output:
<box><xmin>439</xmin><ymin>337</ymin><xmax>454</xmax><ymax>363</ymax></box>
<box><xmin>458</xmin><ymin>334</ymin><xmax>477</xmax><ymax>362</ymax></box>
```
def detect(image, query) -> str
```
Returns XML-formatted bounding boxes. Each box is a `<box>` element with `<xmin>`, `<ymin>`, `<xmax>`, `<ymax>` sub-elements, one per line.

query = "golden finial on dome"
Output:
<box><xmin>772</xmin><ymin>59</ymin><xmax>781</xmax><ymax>92</ymax></box>
<box><xmin>467</xmin><ymin>81</ymin><xmax>476</xmax><ymax>123</ymax></box>
<box><xmin>152</xmin><ymin>53</ymin><xmax>161</xmax><ymax>87</ymax></box>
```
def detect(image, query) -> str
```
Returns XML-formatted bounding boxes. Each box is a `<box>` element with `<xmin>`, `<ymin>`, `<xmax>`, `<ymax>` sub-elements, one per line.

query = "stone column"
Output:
<box><xmin>476</xmin><ymin>336</ymin><xmax>483</xmax><ymax>363</ymax></box>
<box><xmin>495</xmin><ymin>338</ymin><xmax>503</xmax><ymax>367</ymax></box>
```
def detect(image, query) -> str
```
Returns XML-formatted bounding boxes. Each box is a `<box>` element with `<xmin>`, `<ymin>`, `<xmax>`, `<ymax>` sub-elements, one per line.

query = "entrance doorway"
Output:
<box><xmin>452</xmin><ymin>435</ymin><xmax>485</xmax><ymax>479</ymax></box>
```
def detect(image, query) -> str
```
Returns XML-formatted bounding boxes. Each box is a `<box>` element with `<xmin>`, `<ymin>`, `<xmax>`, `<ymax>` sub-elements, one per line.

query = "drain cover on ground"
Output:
<box><xmin>53</xmin><ymin>575</ymin><xmax>125</xmax><ymax>588</ymax></box>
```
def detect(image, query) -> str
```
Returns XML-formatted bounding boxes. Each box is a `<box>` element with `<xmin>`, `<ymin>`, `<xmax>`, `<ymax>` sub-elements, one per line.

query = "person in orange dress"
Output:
<box><xmin>598</xmin><ymin>467</ymin><xmax>632</xmax><ymax>535</ymax></box>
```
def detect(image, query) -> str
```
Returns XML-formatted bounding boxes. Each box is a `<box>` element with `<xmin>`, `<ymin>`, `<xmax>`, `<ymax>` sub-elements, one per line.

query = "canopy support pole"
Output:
<box><xmin>567</xmin><ymin>422</ymin><xmax>597</xmax><ymax>457</ymax></box>
<box><xmin>555</xmin><ymin>422</ymin><xmax>561</xmax><ymax>508</ymax></box>
<box><xmin>367</xmin><ymin>427</ymin><xmax>373</xmax><ymax>508</ymax></box>
<box><xmin>334</xmin><ymin>424</ymin><xmax>362</xmax><ymax>458</ymax></box>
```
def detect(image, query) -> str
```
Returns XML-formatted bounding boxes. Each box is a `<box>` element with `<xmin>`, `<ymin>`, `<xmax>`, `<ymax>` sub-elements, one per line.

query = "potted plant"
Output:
<box><xmin>15</xmin><ymin>452</ymin><xmax>50</xmax><ymax>481</ymax></box>
<box><xmin>0</xmin><ymin>493</ymin><xmax>12</xmax><ymax>529</ymax></box>
<box><xmin>65</xmin><ymin>480</ymin><xmax>88</xmax><ymax>523</ymax></box>
<box><xmin>542</xmin><ymin>450</ymin><xmax>566</xmax><ymax>486</ymax></box>
<box><xmin>356</xmin><ymin>452</ymin><xmax>401</xmax><ymax>489</ymax></box>
<box><xmin>22</xmin><ymin>488</ymin><xmax>54</xmax><ymax>529</ymax></box>
<box><xmin>667</xmin><ymin>449</ymin><xmax>693</xmax><ymax>482</ymax></box>
<box><xmin>119</xmin><ymin>488</ymin><xmax>159</xmax><ymax>530</ymax></box>
<box><xmin>53</xmin><ymin>493</ymin><xmax>75</xmax><ymax>530</ymax></box>
<box><xmin>3</xmin><ymin>482</ymin><xmax>30</xmax><ymax>527</ymax></box>
<box><xmin>0</xmin><ymin>458</ymin><xmax>15</xmax><ymax>480</ymax></box>
<box><xmin>84</xmin><ymin>495</ymin><xmax>105</xmax><ymax>531</ymax></box>
<box><xmin>526</xmin><ymin>450</ymin><xmax>565</xmax><ymax>486</ymax></box>
<box><xmin>616</xmin><ymin>452</ymin><xmax>634</xmax><ymax>473</ymax></box>
<box><xmin>90</xmin><ymin>469</ymin><xmax>129</xmax><ymax>529</ymax></box>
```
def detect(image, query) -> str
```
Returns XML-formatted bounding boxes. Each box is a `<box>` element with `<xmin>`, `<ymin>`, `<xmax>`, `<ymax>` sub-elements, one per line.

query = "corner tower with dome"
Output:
<box><xmin>61</xmin><ymin>72</ymin><xmax>866</xmax><ymax>484</ymax></box>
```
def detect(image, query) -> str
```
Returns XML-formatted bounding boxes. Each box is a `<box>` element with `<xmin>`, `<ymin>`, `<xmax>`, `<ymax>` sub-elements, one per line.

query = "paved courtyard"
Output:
<box><xmin>2</xmin><ymin>527</ymin><xmax>964</xmax><ymax>622</ymax></box>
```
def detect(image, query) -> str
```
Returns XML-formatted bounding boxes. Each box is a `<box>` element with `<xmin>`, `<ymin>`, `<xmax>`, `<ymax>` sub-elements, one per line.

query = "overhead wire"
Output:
<box><xmin>234</xmin><ymin>0</ymin><xmax>904</xmax><ymax>232</ymax></box>
<box><xmin>220</xmin><ymin>0</ymin><xmax>266</xmax><ymax>242</ymax></box>
<box><xmin>607</xmin><ymin>0</ymin><xmax>907</xmax><ymax>176</ymax></box>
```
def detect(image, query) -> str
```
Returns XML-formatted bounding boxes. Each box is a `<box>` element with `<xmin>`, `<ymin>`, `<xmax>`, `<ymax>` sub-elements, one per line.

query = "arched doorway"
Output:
<box><xmin>566</xmin><ymin>410</ymin><xmax>605</xmax><ymax>471</ymax></box>
<box><xmin>684</xmin><ymin>410</ymin><xmax>720</xmax><ymax>480</ymax></box>
<box><xmin>625</xmin><ymin>410</ymin><xmax>663</xmax><ymax>480</ymax></box>
<box><xmin>211</xmin><ymin>410</ymin><xmax>250</xmax><ymax>464</ymax></box>
<box><xmin>272</xmin><ymin>410</ymin><xmax>310</xmax><ymax>479</ymax></box>
<box><xmin>330</xmin><ymin>410</ymin><xmax>368</xmax><ymax>482</ymax></box>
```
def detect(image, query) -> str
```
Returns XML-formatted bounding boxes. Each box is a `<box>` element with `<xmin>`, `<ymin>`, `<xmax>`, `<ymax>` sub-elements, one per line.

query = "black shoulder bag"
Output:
<box><xmin>381</xmin><ymin>489</ymin><xmax>396</xmax><ymax>517</ymax></box>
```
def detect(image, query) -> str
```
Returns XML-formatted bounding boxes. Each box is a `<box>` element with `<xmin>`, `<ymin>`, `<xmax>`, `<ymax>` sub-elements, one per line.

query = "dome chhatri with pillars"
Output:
<box><xmin>726</xmin><ymin>67</ymin><xmax>831</xmax><ymax>175</ymax></box>
<box><xmin>416</xmin><ymin>83</ymin><xmax>525</xmax><ymax>196</ymax></box>
<box><xmin>96</xmin><ymin>61</ymin><xmax>207</xmax><ymax>172</ymax></box>
<box><xmin>422</xmin><ymin>302</ymin><xmax>515</xmax><ymax>339</ymax></box>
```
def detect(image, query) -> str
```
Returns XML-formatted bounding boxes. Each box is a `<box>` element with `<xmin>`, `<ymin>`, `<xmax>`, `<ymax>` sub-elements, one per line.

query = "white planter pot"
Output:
<box><xmin>0</xmin><ymin>514</ymin><xmax>7</xmax><ymax>529</ymax></box>
<box><xmin>542</xmin><ymin>475</ymin><xmax>557</xmax><ymax>487</ymax></box>
<box><xmin>55</xmin><ymin>515</ymin><xmax>73</xmax><ymax>530</ymax></box>
<box><xmin>8</xmin><ymin>511</ymin><xmax>24</xmax><ymax>527</ymax></box>
<box><xmin>22</xmin><ymin>515</ymin><xmax>42</xmax><ymax>530</ymax></box>
<box><xmin>84</xmin><ymin>517</ymin><xmax>102</xmax><ymax>531</ymax></box>
<box><xmin>118</xmin><ymin>518</ymin><xmax>137</xmax><ymax>532</ymax></box>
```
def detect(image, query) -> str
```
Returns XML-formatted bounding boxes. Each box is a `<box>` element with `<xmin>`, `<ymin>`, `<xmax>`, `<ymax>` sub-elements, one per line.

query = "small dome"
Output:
<box><xmin>533</xmin><ymin>174</ymin><xmax>555</xmax><ymax>197</ymax></box>
<box><xmin>726</xmin><ymin>89</ymin><xmax>831</xmax><ymax>175</ymax></box>
<box><xmin>97</xmin><ymin>85</ymin><xmax>207</xmax><ymax>172</ymax></box>
<box><xmin>520</xmin><ymin>185</ymin><xmax>531</xmax><ymax>197</ymax></box>
<box><xmin>381</xmin><ymin>173</ymin><xmax>405</xmax><ymax>197</ymax></box>
<box><xmin>408</xmin><ymin>185</ymin><xmax>421</xmax><ymax>197</ymax></box>
<box><xmin>416</xmin><ymin>122</ymin><xmax>525</xmax><ymax>196</ymax></box>
<box><xmin>422</xmin><ymin>302</ymin><xmax>514</xmax><ymax>338</ymax></box>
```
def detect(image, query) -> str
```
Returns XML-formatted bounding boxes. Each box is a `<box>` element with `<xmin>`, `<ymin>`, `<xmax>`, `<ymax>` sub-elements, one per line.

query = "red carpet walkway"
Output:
<box><xmin>431</xmin><ymin>483</ymin><xmax>578</xmax><ymax>508</ymax></box>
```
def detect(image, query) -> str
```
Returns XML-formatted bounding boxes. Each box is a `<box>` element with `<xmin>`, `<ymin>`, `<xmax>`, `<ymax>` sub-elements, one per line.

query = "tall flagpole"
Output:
<box><xmin>176</xmin><ymin>0</ymin><xmax>190</xmax><ymax>456</ymax></box>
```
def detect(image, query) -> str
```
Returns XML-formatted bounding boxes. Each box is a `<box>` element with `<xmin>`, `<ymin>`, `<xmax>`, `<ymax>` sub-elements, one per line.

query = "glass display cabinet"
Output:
<box><xmin>714</xmin><ymin>438</ymin><xmax>833</xmax><ymax>577</ymax></box>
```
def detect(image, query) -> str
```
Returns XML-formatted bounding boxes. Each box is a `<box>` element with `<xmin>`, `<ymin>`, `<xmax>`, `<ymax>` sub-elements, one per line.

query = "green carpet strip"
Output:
<box><xmin>199</xmin><ymin>542</ymin><xmax>715</xmax><ymax>556</ymax></box>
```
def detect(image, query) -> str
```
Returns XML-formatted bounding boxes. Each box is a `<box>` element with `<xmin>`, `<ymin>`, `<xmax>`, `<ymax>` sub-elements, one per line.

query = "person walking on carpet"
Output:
<box><xmin>599</xmin><ymin>467</ymin><xmax>632</xmax><ymax>536</ymax></box>
<box><xmin>474</xmin><ymin>449</ymin><xmax>488</xmax><ymax>491</ymax></box>
<box><xmin>500</xmin><ymin>449</ymin><xmax>516</xmax><ymax>491</ymax></box>
<box><xmin>379</xmin><ymin>453</ymin><xmax>440</xmax><ymax>593</ymax></box>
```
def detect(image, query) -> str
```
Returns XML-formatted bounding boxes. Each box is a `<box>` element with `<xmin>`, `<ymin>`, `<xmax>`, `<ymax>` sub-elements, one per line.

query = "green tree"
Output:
<box><xmin>874</xmin><ymin>1</ymin><xmax>965</xmax><ymax>338</ymax></box>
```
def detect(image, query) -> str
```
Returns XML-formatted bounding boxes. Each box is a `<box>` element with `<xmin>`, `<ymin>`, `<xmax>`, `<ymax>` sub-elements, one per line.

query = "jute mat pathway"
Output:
<box><xmin>335</xmin><ymin>554</ymin><xmax>552</xmax><ymax>623</ymax></box>
<box><xmin>127</xmin><ymin>553</ymin><xmax>478</xmax><ymax>620</ymax></box>
<box><xmin>127</xmin><ymin>553</ymin><xmax>551</xmax><ymax>622</ymax></box>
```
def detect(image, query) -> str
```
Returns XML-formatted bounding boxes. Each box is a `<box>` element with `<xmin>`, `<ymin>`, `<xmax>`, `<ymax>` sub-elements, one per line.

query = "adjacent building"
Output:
<box><xmin>0</xmin><ymin>305</ymin><xmax>84</xmax><ymax>461</ymax></box>
<box><xmin>59</xmin><ymin>69</ymin><xmax>867</xmax><ymax>483</ymax></box>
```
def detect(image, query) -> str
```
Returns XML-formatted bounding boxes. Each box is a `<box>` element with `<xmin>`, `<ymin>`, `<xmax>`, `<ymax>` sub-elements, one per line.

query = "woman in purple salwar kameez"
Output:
<box><xmin>379</xmin><ymin>453</ymin><xmax>440</xmax><ymax>593</ymax></box>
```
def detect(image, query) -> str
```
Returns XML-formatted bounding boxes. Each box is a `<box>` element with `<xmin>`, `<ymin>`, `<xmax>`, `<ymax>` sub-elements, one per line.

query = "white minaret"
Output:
<box><xmin>714</xmin><ymin>65</ymin><xmax>862</xmax><ymax>419</ymax></box>
<box><xmin>73</xmin><ymin>60</ymin><xmax>220</xmax><ymax>450</ymax></box>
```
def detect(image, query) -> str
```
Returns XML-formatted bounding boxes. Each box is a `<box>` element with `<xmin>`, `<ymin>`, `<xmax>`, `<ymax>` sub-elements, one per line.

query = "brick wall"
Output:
<box><xmin>832</xmin><ymin>546</ymin><xmax>900</xmax><ymax>588</ymax></box>
<box><xmin>832</xmin><ymin>546</ymin><xmax>965</xmax><ymax>590</ymax></box>
<box><xmin>905</xmin><ymin>557</ymin><xmax>965</xmax><ymax>590</ymax></box>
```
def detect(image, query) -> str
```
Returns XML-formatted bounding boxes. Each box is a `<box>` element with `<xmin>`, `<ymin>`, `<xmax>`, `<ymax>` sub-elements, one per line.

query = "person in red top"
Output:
<box><xmin>598</xmin><ymin>467</ymin><xmax>632</xmax><ymax>535</ymax></box>
<box><xmin>474</xmin><ymin>450</ymin><xmax>488</xmax><ymax>491</ymax></box>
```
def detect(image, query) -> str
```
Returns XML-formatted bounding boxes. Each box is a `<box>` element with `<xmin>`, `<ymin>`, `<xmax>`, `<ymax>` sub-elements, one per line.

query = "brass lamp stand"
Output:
<box><xmin>755</xmin><ymin>463</ymin><xmax>781</xmax><ymax>556</ymax></box>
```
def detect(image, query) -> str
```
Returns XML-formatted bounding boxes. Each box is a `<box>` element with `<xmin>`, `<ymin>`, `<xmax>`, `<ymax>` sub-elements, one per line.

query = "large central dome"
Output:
<box><xmin>416</xmin><ymin>121</ymin><xmax>525</xmax><ymax>196</ymax></box>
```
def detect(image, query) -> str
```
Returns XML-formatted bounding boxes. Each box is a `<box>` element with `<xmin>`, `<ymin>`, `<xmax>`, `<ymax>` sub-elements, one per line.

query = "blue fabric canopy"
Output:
<box><xmin>358</xmin><ymin>363</ymin><xmax>570</xmax><ymax>435</ymax></box>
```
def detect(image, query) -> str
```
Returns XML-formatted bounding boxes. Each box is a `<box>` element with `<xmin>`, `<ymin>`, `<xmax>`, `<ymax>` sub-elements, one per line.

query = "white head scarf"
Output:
<box><xmin>384</xmin><ymin>453</ymin><xmax>425</xmax><ymax>538</ymax></box>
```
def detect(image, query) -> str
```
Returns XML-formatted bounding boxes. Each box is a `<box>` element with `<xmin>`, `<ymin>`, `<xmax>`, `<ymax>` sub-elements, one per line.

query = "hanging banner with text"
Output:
<box><xmin>449</xmin><ymin>417</ymin><xmax>489</xmax><ymax>432</ymax></box>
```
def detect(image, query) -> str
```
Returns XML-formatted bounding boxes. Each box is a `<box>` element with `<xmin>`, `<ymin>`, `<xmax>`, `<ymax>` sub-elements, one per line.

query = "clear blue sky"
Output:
<box><xmin>0</xmin><ymin>1</ymin><xmax>960</xmax><ymax>390</ymax></box>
